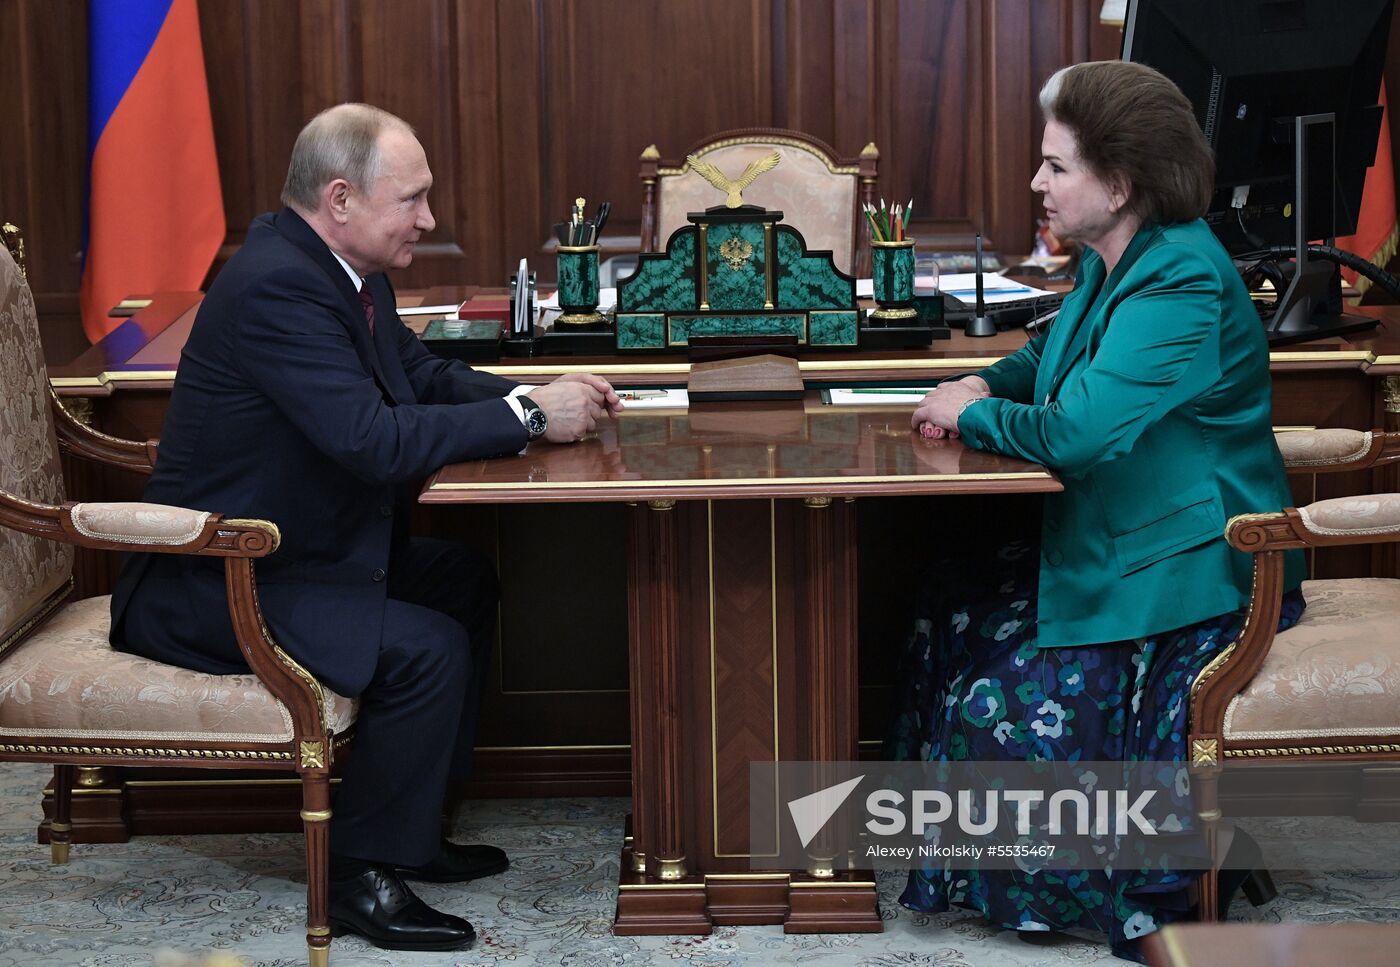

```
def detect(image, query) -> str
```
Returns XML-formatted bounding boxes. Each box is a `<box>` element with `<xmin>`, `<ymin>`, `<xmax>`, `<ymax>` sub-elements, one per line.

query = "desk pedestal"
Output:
<box><xmin>614</xmin><ymin>497</ymin><xmax>880</xmax><ymax>934</ymax></box>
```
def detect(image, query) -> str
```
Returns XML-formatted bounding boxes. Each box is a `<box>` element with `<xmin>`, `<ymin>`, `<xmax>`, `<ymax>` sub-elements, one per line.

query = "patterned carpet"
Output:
<box><xmin>1</xmin><ymin>762</ymin><xmax>1397</xmax><ymax>967</ymax></box>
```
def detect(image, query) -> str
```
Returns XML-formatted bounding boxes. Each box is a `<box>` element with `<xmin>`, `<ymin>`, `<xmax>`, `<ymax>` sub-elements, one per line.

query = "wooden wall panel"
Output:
<box><xmin>7</xmin><ymin>0</ymin><xmax>1125</xmax><ymax>362</ymax></box>
<box><xmin>9</xmin><ymin>1</ymin><xmax>1400</xmax><ymax>361</ymax></box>
<box><xmin>539</xmin><ymin>0</ymin><xmax>777</xmax><ymax>246</ymax></box>
<box><xmin>1</xmin><ymin>0</ymin><xmax>89</xmax><ymax>365</ymax></box>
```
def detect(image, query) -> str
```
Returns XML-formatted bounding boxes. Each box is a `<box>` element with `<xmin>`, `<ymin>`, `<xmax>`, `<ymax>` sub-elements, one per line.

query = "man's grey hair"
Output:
<box><xmin>280</xmin><ymin>103</ymin><xmax>415</xmax><ymax>212</ymax></box>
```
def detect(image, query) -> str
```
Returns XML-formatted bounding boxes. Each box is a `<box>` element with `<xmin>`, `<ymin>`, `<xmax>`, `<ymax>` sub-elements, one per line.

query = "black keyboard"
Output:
<box><xmin>942</xmin><ymin>291</ymin><xmax>1065</xmax><ymax>330</ymax></box>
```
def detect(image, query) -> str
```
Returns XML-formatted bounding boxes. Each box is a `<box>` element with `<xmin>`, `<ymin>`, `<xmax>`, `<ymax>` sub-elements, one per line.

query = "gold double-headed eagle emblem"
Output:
<box><xmin>718</xmin><ymin>237</ymin><xmax>753</xmax><ymax>271</ymax></box>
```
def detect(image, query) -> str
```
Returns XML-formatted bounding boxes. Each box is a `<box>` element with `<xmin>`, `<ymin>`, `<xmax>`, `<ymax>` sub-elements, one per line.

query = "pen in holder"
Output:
<box><xmin>555</xmin><ymin>245</ymin><xmax>608</xmax><ymax>328</ymax></box>
<box><xmin>869</xmin><ymin>238</ymin><xmax>918</xmax><ymax>323</ymax></box>
<box><xmin>503</xmin><ymin>269</ymin><xmax>538</xmax><ymax>357</ymax></box>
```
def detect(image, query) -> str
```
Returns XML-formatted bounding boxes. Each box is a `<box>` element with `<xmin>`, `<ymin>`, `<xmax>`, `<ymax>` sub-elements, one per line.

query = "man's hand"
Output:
<box><xmin>551</xmin><ymin>372</ymin><xmax>624</xmax><ymax>417</ymax></box>
<box><xmin>911</xmin><ymin>375</ymin><xmax>991</xmax><ymax>440</ymax></box>
<box><xmin>527</xmin><ymin>372</ymin><xmax>623</xmax><ymax>444</ymax></box>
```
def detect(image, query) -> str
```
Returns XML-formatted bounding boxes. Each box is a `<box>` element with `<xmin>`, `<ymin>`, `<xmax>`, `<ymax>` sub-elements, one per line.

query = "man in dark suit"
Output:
<box><xmin>111</xmin><ymin>103</ymin><xmax>622</xmax><ymax>952</ymax></box>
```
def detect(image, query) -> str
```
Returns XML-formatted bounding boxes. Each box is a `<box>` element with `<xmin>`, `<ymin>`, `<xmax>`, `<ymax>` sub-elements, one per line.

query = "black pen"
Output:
<box><xmin>975</xmin><ymin>234</ymin><xmax>984</xmax><ymax>312</ymax></box>
<box><xmin>591</xmin><ymin>201</ymin><xmax>611</xmax><ymax>245</ymax></box>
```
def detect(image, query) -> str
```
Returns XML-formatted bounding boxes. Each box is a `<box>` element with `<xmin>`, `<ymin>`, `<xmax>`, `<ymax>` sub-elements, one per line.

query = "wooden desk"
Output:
<box><xmin>39</xmin><ymin>293</ymin><xmax>1400</xmax><ymax>851</ymax></box>
<box><xmin>49</xmin><ymin>291</ymin><xmax>1400</xmax><ymax>592</ymax></box>
<box><xmin>1144</xmin><ymin>922</ymin><xmax>1400</xmax><ymax>966</ymax></box>
<box><xmin>422</xmin><ymin>396</ymin><xmax>1061</xmax><ymax>934</ymax></box>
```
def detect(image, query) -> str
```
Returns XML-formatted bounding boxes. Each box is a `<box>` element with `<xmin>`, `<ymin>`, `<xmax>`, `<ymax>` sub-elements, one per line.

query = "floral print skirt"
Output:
<box><xmin>887</xmin><ymin>539</ymin><xmax>1305</xmax><ymax>962</ymax></box>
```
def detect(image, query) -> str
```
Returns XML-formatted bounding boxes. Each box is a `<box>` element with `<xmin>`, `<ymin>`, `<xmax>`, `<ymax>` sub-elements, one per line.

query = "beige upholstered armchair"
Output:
<box><xmin>1189</xmin><ymin>428</ymin><xmax>1400</xmax><ymax>920</ymax></box>
<box><xmin>639</xmin><ymin>128</ymin><xmax>879</xmax><ymax>278</ymax></box>
<box><xmin>0</xmin><ymin>232</ymin><xmax>355</xmax><ymax>966</ymax></box>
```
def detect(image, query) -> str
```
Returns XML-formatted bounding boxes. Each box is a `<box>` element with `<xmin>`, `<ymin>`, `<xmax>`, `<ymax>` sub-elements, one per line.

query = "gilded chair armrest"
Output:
<box><xmin>1275</xmin><ymin>428</ymin><xmax>1399</xmax><ymax>472</ymax></box>
<box><xmin>1227</xmin><ymin>496</ymin><xmax>1400</xmax><ymax>553</ymax></box>
<box><xmin>0</xmin><ymin>489</ymin><xmax>277</xmax><ymax>557</ymax></box>
<box><xmin>49</xmin><ymin>387</ymin><xmax>159</xmax><ymax>474</ymax></box>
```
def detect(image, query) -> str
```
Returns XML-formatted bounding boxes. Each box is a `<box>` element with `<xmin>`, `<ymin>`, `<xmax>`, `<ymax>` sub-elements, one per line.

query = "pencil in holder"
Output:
<box><xmin>870</xmin><ymin>239</ymin><xmax>917</xmax><ymax>322</ymax></box>
<box><xmin>556</xmin><ymin>245</ymin><xmax>607</xmax><ymax>327</ymax></box>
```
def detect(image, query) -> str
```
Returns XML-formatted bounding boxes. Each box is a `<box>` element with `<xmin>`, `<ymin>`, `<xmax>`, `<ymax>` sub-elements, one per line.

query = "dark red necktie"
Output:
<box><xmin>359</xmin><ymin>286</ymin><xmax>375</xmax><ymax>335</ymax></box>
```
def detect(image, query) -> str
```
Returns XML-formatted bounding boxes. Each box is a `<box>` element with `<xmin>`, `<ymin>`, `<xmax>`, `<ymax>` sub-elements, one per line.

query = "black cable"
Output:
<box><xmin>1235</xmin><ymin>206</ymin><xmax>1267</xmax><ymax>251</ymax></box>
<box><xmin>1235</xmin><ymin>244</ymin><xmax>1400</xmax><ymax>300</ymax></box>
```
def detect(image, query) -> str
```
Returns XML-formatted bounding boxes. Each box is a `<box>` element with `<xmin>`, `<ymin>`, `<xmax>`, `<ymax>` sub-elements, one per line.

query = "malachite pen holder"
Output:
<box><xmin>870</xmin><ymin>238</ymin><xmax>918</xmax><ymax>322</ymax></box>
<box><xmin>556</xmin><ymin>245</ymin><xmax>607</xmax><ymax>327</ymax></box>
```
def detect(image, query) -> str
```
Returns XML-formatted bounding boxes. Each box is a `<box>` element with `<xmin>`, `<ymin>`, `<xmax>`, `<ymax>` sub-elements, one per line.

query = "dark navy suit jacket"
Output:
<box><xmin>110</xmin><ymin>208</ymin><xmax>526</xmax><ymax>695</ymax></box>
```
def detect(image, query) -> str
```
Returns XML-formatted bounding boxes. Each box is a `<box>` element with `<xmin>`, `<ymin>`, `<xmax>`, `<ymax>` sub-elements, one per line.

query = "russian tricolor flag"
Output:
<box><xmin>81</xmin><ymin>0</ymin><xmax>224</xmax><ymax>343</ymax></box>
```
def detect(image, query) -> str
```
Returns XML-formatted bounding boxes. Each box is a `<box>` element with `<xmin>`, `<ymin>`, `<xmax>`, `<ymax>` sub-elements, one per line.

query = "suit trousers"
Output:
<box><xmin>329</xmin><ymin>536</ymin><xmax>498</xmax><ymax>866</ymax></box>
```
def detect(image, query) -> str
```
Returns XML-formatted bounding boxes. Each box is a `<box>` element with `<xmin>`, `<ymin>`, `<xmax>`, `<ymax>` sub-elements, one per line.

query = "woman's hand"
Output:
<box><xmin>911</xmin><ymin>376</ymin><xmax>991</xmax><ymax>440</ymax></box>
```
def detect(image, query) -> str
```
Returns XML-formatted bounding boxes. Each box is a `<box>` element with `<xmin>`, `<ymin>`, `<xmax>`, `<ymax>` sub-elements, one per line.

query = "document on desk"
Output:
<box><xmin>616</xmin><ymin>388</ymin><xmax>689</xmax><ymax>409</ymax></box>
<box><xmin>825</xmin><ymin>387</ymin><xmax>934</xmax><ymax>405</ymax></box>
<box><xmin>396</xmin><ymin>302</ymin><xmax>461</xmax><ymax>317</ymax></box>
<box><xmin>938</xmin><ymin>273</ymin><xmax>1057</xmax><ymax>305</ymax></box>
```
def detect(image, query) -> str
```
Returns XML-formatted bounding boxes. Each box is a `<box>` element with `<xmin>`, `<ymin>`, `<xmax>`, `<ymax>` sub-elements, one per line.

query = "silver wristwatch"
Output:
<box><xmin>520</xmin><ymin>395</ymin><xmax>548</xmax><ymax>440</ymax></box>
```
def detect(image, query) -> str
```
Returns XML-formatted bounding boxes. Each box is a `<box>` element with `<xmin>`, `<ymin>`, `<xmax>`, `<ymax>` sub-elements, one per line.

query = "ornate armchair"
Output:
<box><xmin>0</xmin><ymin>232</ymin><xmax>355</xmax><ymax>966</ymax></box>
<box><xmin>1190</xmin><ymin>428</ymin><xmax>1400</xmax><ymax>920</ymax></box>
<box><xmin>639</xmin><ymin>128</ymin><xmax>879</xmax><ymax>277</ymax></box>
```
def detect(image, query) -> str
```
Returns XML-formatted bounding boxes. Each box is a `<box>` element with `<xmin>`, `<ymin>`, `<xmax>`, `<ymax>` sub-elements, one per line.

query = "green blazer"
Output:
<box><xmin>958</xmin><ymin>219</ymin><xmax>1305</xmax><ymax>648</ymax></box>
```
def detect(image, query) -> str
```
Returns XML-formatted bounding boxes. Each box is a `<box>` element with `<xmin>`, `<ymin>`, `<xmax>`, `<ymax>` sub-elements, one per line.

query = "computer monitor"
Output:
<box><xmin>1122</xmin><ymin>0</ymin><xmax>1393</xmax><ymax>342</ymax></box>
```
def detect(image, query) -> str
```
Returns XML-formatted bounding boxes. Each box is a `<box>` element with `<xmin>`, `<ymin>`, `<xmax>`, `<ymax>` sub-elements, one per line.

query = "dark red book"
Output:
<box><xmin>457</xmin><ymin>295</ymin><xmax>510</xmax><ymax>320</ymax></box>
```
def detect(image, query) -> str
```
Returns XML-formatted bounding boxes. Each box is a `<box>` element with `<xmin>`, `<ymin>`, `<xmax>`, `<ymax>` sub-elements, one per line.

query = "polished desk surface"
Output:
<box><xmin>422</xmin><ymin>395</ymin><xmax>1060</xmax><ymax>503</ymax></box>
<box><xmin>1144</xmin><ymin>922</ymin><xmax>1400</xmax><ymax>966</ymax></box>
<box><xmin>49</xmin><ymin>286</ymin><xmax>1400</xmax><ymax>395</ymax></box>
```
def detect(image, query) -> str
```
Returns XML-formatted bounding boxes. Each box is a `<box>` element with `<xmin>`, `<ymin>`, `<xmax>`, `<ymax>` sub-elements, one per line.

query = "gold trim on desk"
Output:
<box><xmin>51</xmin><ymin>347</ymin><xmax>1394</xmax><ymax>393</ymax></box>
<box><xmin>428</xmin><ymin>472</ymin><xmax>1054</xmax><ymax>492</ymax></box>
<box><xmin>482</xmin><ymin>363</ymin><xmax>693</xmax><ymax>378</ymax></box>
<box><xmin>790</xmin><ymin>879</ymin><xmax>878</xmax><ymax>889</ymax></box>
<box><xmin>1267</xmin><ymin>350</ymin><xmax>1375</xmax><ymax>365</ymax></box>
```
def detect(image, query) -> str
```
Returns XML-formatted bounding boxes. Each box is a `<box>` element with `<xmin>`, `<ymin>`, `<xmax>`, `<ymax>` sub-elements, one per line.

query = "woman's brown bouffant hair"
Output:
<box><xmin>1039</xmin><ymin>60</ymin><xmax>1215</xmax><ymax>225</ymax></box>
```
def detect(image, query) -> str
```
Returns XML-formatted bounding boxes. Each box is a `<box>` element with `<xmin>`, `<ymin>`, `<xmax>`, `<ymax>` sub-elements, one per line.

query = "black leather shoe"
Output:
<box><xmin>327</xmin><ymin>865</ymin><xmax>475</xmax><ymax>951</ymax></box>
<box><xmin>395</xmin><ymin>840</ymin><xmax>509</xmax><ymax>883</ymax></box>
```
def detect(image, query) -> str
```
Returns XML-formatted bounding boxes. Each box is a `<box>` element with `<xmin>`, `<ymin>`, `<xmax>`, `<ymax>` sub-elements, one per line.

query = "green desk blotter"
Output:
<box><xmin>422</xmin><ymin>318</ymin><xmax>502</xmax><ymax>362</ymax></box>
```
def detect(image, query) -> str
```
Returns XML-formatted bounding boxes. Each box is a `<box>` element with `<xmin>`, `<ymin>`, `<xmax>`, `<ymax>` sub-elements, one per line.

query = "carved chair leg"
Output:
<box><xmin>1195</xmin><ymin>770</ymin><xmax>1221</xmax><ymax>923</ymax></box>
<box><xmin>300</xmin><ymin>772</ymin><xmax>333</xmax><ymax>967</ymax></box>
<box><xmin>50</xmin><ymin>765</ymin><xmax>75</xmax><ymax>865</ymax></box>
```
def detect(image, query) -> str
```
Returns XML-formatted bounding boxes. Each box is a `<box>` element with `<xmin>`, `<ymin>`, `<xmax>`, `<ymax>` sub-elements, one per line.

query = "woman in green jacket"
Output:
<box><xmin>894</xmin><ymin>60</ymin><xmax>1306</xmax><ymax>961</ymax></box>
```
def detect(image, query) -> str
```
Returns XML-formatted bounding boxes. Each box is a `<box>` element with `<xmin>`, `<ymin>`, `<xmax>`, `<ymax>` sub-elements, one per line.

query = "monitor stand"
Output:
<box><xmin>1264</xmin><ymin>258</ymin><xmax>1379</xmax><ymax>346</ymax></box>
<box><xmin>1261</xmin><ymin>112</ymin><xmax>1380</xmax><ymax>347</ymax></box>
<box><xmin>1265</xmin><ymin>312</ymin><xmax>1379</xmax><ymax>347</ymax></box>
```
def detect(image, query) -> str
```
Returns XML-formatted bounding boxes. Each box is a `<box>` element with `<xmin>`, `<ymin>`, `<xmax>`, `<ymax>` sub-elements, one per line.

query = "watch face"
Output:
<box><xmin>526</xmin><ymin>407</ymin><xmax>548</xmax><ymax>439</ymax></box>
